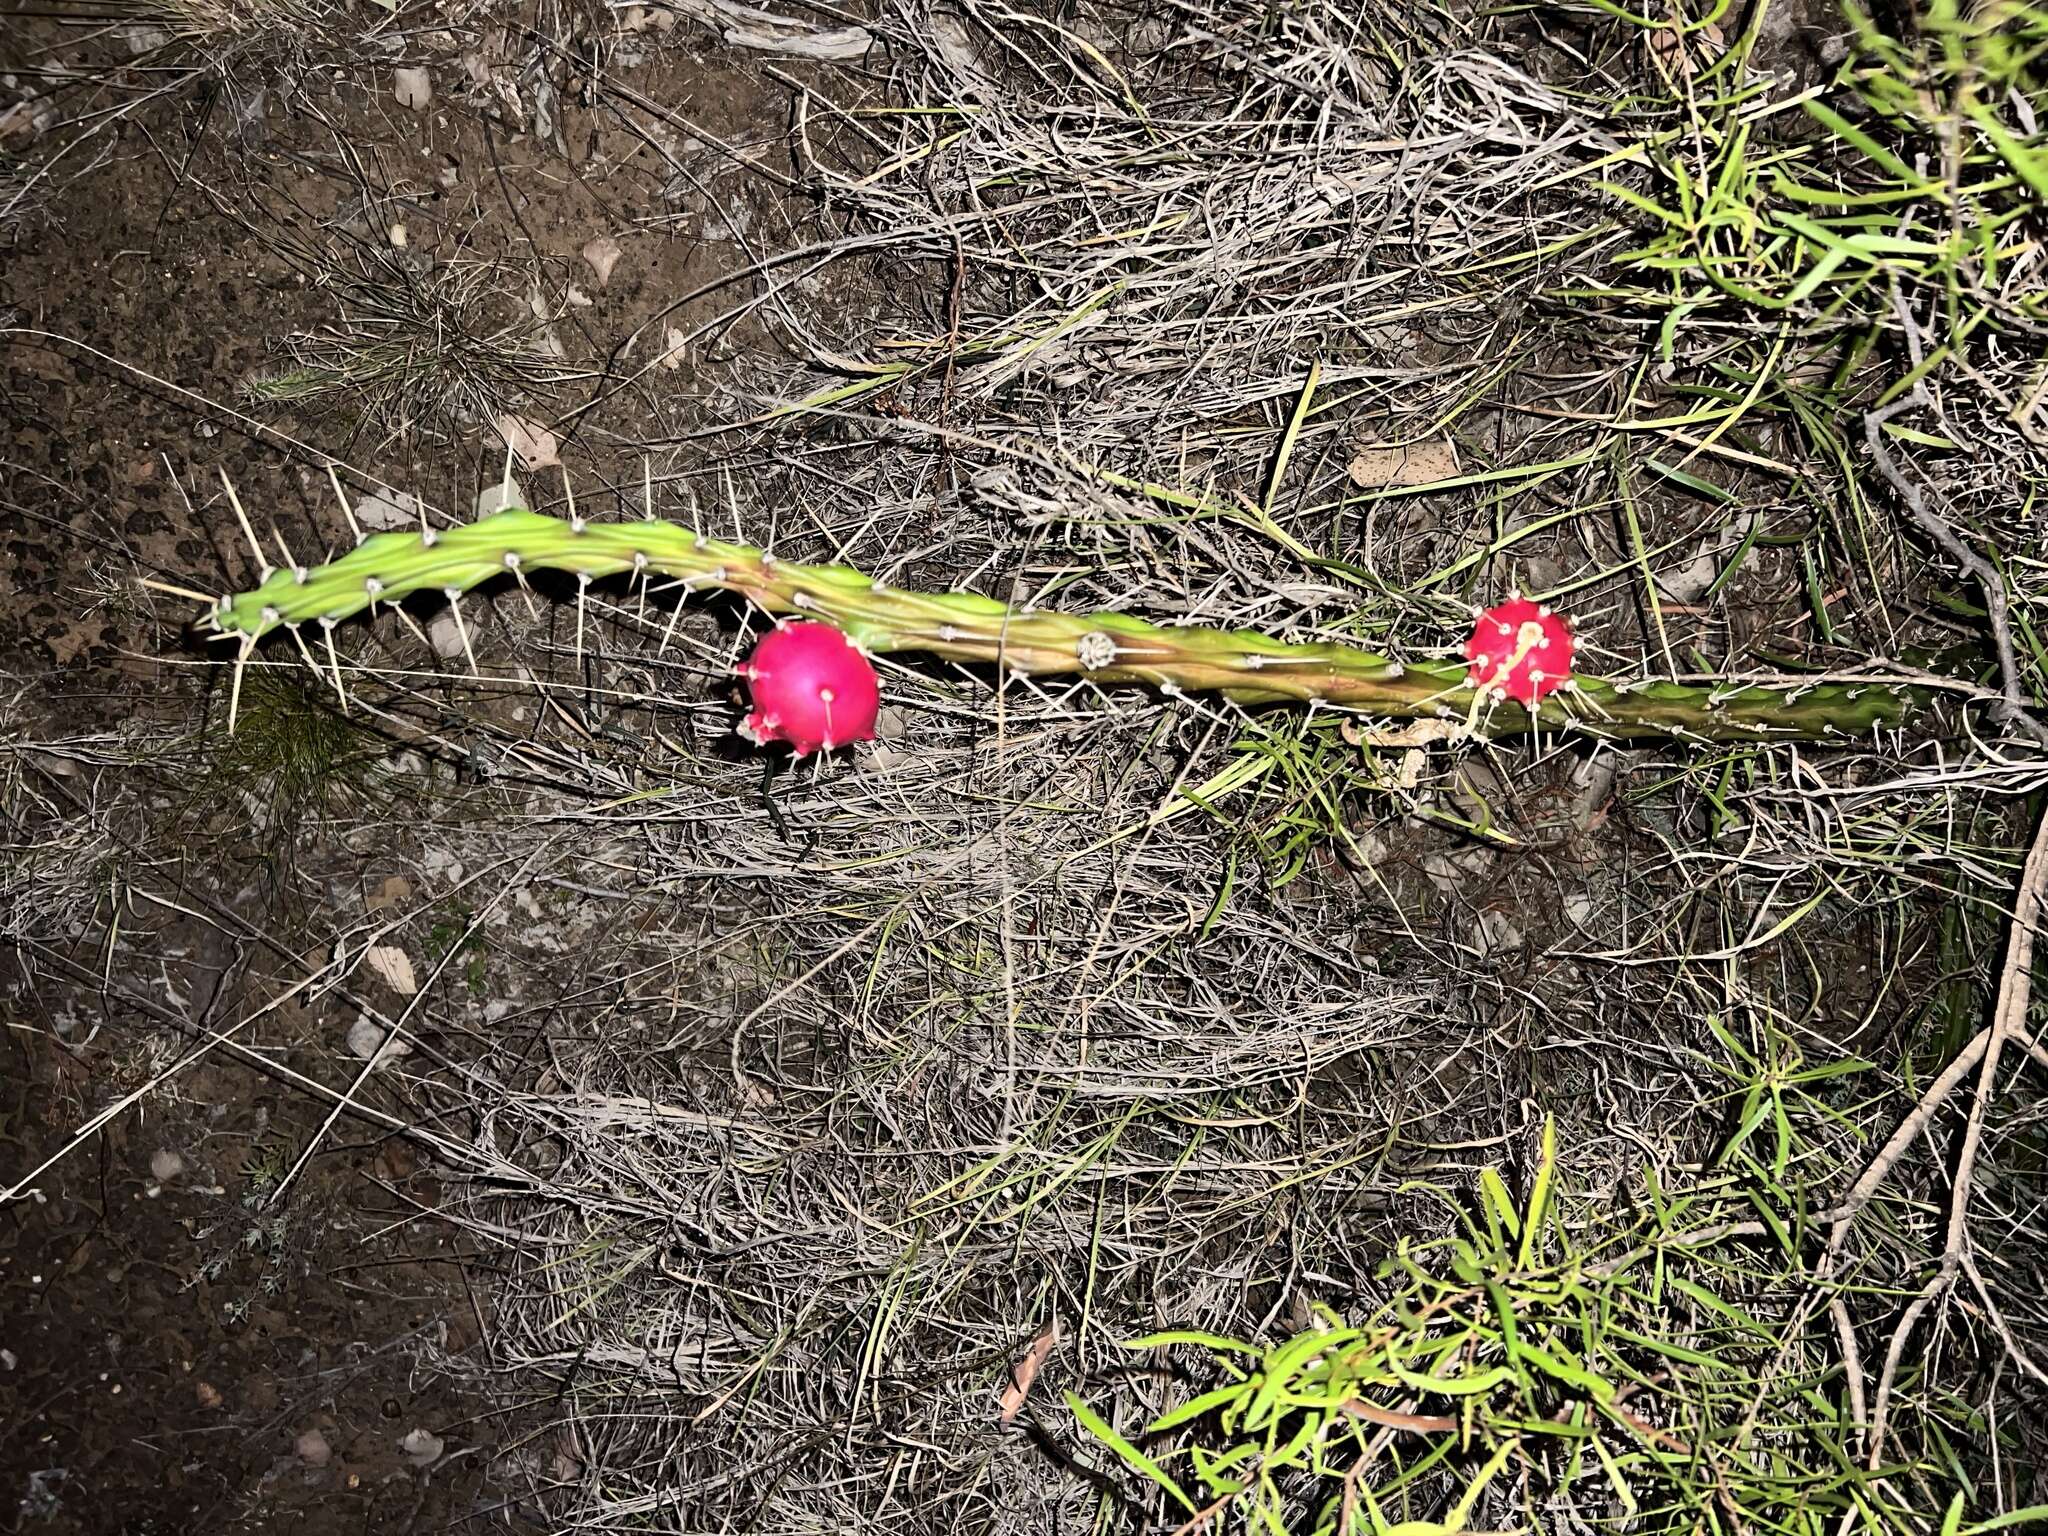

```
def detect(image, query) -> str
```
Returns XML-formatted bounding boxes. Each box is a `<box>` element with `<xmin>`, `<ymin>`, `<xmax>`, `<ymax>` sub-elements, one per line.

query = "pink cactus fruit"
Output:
<box><xmin>735</xmin><ymin>622</ymin><xmax>880</xmax><ymax>756</ymax></box>
<box><xmin>1465</xmin><ymin>597</ymin><xmax>1575</xmax><ymax>705</ymax></box>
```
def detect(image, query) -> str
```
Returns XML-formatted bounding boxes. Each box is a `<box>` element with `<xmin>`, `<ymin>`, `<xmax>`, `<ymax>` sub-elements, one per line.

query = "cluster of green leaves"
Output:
<box><xmin>1597</xmin><ymin>0</ymin><xmax>2047</xmax><ymax>340</ymax></box>
<box><xmin>1071</xmin><ymin>1118</ymin><xmax>2039</xmax><ymax>1536</ymax></box>
<box><xmin>1179</xmin><ymin>711</ymin><xmax>1517</xmax><ymax>889</ymax></box>
<box><xmin>427</xmin><ymin>907</ymin><xmax>491</xmax><ymax>999</ymax></box>
<box><xmin>1201</xmin><ymin>715</ymin><xmax>1376</xmax><ymax>886</ymax></box>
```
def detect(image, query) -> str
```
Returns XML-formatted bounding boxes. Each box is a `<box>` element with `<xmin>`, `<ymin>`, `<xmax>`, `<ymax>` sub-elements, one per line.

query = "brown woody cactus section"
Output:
<box><xmin>207</xmin><ymin>508</ymin><xmax>1919</xmax><ymax>743</ymax></box>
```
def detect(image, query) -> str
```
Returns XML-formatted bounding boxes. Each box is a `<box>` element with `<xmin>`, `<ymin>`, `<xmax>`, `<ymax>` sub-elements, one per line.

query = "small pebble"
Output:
<box><xmin>474</xmin><ymin>477</ymin><xmax>525</xmax><ymax>517</ymax></box>
<box><xmin>424</xmin><ymin>609</ymin><xmax>465</xmax><ymax>663</ymax></box>
<box><xmin>400</xmin><ymin>1427</ymin><xmax>445</xmax><ymax>1467</ymax></box>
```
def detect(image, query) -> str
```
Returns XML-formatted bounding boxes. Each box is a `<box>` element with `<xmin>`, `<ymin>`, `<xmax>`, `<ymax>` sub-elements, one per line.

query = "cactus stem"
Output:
<box><xmin>202</xmin><ymin>507</ymin><xmax>1927</xmax><ymax>742</ymax></box>
<box><xmin>1567</xmin><ymin>687</ymin><xmax>1614</xmax><ymax>725</ymax></box>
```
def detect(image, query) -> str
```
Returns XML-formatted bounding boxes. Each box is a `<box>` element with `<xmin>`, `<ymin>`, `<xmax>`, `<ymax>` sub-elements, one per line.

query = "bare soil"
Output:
<box><xmin>2</xmin><ymin>14</ymin><xmax>858</xmax><ymax>1529</ymax></box>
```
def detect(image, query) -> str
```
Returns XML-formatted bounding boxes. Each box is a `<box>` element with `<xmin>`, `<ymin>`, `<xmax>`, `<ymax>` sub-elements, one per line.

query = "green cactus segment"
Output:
<box><xmin>211</xmin><ymin>508</ymin><xmax>1920</xmax><ymax>742</ymax></box>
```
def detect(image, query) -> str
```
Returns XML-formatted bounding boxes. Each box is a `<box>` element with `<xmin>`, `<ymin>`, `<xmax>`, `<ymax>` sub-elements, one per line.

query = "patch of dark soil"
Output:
<box><xmin>0</xmin><ymin>11</ymin><xmax>898</xmax><ymax>1533</ymax></box>
<box><xmin>0</xmin><ymin>997</ymin><xmax>529</xmax><ymax>1536</ymax></box>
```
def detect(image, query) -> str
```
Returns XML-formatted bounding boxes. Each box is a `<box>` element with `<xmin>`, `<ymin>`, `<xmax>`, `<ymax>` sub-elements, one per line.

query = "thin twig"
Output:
<box><xmin>1857</xmin><ymin>803</ymin><xmax>2048</xmax><ymax>1463</ymax></box>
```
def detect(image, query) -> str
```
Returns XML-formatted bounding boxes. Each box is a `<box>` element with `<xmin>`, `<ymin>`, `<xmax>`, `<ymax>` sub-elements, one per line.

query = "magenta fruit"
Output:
<box><xmin>1466</xmin><ymin>598</ymin><xmax>1575</xmax><ymax>706</ymax></box>
<box><xmin>736</xmin><ymin>622</ymin><xmax>881</xmax><ymax>756</ymax></box>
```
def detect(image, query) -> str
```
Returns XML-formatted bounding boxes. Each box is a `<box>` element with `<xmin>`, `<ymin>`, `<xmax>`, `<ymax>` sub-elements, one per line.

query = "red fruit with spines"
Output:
<box><xmin>736</xmin><ymin>622</ymin><xmax>880</xmax><ymax>756</ymax></box>
<box><xmin>1465</xmin><ymin>597</ymin><xmax>1575</xmax><ymax>705</ymax></box>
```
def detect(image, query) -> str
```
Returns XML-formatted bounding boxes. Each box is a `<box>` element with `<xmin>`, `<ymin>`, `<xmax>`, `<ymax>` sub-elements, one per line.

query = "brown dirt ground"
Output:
<box><xmin>2</xmin><ymin>10</ymin><xmax>879</xmax><ymax>1530</ymax></box>
<box><xmin>1</xmin><ymin>1011</ymin><xmax>531</xmax><ymax>1535</ymax></box>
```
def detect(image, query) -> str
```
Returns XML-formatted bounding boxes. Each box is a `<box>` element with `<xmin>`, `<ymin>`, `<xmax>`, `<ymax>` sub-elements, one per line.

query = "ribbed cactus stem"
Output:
<box><xmin>207</xmin><ymin>508</ymin><xmax>1919</xmax><ymax>742</ymax></box>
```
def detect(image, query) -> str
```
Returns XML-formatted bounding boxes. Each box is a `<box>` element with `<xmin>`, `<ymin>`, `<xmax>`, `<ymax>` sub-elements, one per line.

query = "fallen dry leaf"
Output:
<box><xmin>364</xmin><ymin>944</ymin><xmax>419</xmax><ymax>996</ymax></box>
<box><xmin>496</xmin><ymin>414</ymin><xmax>561</xmax><ymax>471</ymax></box>
<box><xmin>353</xmin><ymin>487</ymin><xmax>418</xmax><ymax>532</ymax></box>
<box><xmin>1346</xmin><ymin>439</ymin><xmax>1461</xmax><ymax>489</ymax></box>
<box><xmin>1648</xmin><ymin>18</ymin><xmax>1721</xmax><ymax>78</ymax></box>
<box><xmin>580</xmin><ymin>235</ymin><xmax>623</xmax><ymax>288</ymax></box>
<box><xmin>998</xmin><ymin>1317</ymin><xmax>1059</xmax><ymax>1427</ymax></box>
<box><xmin>393</xmin><ymin>66</ymin><xmax>432</xmax><ymax>111</ymax></box>
<box><xmin>365</xmin><ymin>874</ymin><xmax>413</xmax><ymax>914</ymax></box>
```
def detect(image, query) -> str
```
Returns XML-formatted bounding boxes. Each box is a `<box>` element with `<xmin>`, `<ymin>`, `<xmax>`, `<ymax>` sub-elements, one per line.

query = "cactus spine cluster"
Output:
<box><xmin>207</xmin><ymin>507</ymin><xmax>1920</xmax><ymax>743</ymax></box>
